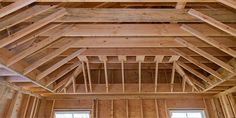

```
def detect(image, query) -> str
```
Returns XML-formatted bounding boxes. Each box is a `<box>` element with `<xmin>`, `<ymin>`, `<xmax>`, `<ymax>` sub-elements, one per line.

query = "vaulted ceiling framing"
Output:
<box><xmin>0</xmin><ymin>0</ymin><xmax>235</xmax><ymax>99</ymax></box>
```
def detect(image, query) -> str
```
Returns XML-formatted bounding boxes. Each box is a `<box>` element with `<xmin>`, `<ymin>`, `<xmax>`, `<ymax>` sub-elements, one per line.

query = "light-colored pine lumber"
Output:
<box><xmin>171</xmin><ymin>62</ymin><xmax>176</xmax><ymax>92</ymax></box>
<box><xmin>181</xmin><ymin>24</ymin><xmax>236</xmax><ymax>58</ymax></box>
<box><xmin>118</xmin><ymin>56</ymin><xmax>126</xmax><ymax>93</ymax></box>
<box><xmin>154</xmin><ymin>62</ymin><xmax>159</xmax><ymax>92</ymax></box>
<box><xmin>86</xmin><ymin>61</ymin><xmax>93</xmax><ymax>92</ymax></box>
<box><xmin>0</xmin><ymin>8</ymin><xmax>67</xmax><ymax>48</ymax></box>
<box><xmin>5</xmin><ymin>92</ymin><xmax>23</xmax><ymax>118</ymax></box>
<box><xmin>81</xmin><ymin>62</ymin><xmax>88</xmax><ymax>93</ymax></box>
<box><xmin>0</xmin><ymin>0</ymin><xmax>36</xmax><ymax>18</ymax></box>
<box><xmin>175</xmin><ymin>62</ymin><xmax>199</xmax><ymax>91</ymax></box>
<box><xmin>171</xmin><ymin>49</ymin><xmax>222</xmax><ymax>80</ymax></box>
<box><xmin>36</xmin><ymin>48</ymin><xmax>86</xmax><ymax>81</ymax></box>
<box><xmin>7</xmin><ymin>25</ymin><xmax>65</xmax><ymax>66</ymax></box>
<box><xmin>0</xmin><ymin>5</ymin><xmax>56</xmax><ymax>32</ymax></box>
<box><xmin>217</xmin><ymin>0</ymin><xmax>236</xmax><ymax>9</ymax></box>
<box><xmin>24</xmin><ymin>39</ymin><xmax>74</xmax><ymax>75</ymax></box>
<box><xmin>188</xmin><ymin>9</ymin><xmax>236</xmax><ymax>37</ymax></box>
<box><xmin>177</xmin><ymin>61</ymin><xmax>213</xmax><ymax>85</ymax></box>
<box><xmin>175</xmin><ymin>38</ymin><xmax>234</xmax><ymax>73</ymax></box>
<box><xmin>176</xmin><ymin>2</ymin><xmax>186</xmax><ymax>9</ymax></box>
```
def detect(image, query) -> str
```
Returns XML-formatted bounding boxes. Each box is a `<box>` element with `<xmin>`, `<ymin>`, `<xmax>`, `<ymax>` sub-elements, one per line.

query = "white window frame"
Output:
<box><xmin>169</xmin><ymin>109</ymin><xmax>206</xmax><ymax>118</ymax></box>
<box><xmin>55</xmin><ymin>110</ymin><xmax>90</xmax><ymax>118</ymax></box>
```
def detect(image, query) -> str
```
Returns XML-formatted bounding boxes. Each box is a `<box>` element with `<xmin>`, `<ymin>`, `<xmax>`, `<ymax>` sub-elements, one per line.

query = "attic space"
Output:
<box><xmin>0</xmin><ymin>0</ymin><xmax>236</xmax><ymax>118</ymax></box>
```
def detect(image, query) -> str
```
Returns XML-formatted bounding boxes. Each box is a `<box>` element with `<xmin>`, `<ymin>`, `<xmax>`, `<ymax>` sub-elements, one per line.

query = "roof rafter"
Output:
<box><xmin>175</xmin><ymin>62</ymin><xmax>199</xmax><ymax>92</ymax></box>
<box><xmin>24</xmin><ymin>39</ymin><xmax>74</xmax><ymax>75</ymax></box>
<box><xmin>0</xmin><ymin>48</ymin><xmax>53</xmax><ymax>92</ymax></box>
<box><xmin>0</xmin><ymin>5</ymin><xmax>57</xmax><ymax>32</ymax></box>
<box><xmin>177</xmin><ymin>61</ymin><xmax>213</xmax><ymax>85</ymax></box>
<box><xmin>171</xmin><ymin>49</ymin><xmax>223</xmax><ymax>80</ymax></box>
<box><xmin>175</xmin><ymin>38</ymin><xmax>235</xmax><ymax>73</ymax></box>
<box><xmin>46</xmin><ymin>62</ymin><xmax>81</xmax><ymax>86</ymax></box>
<box><xmin>188</xmin><ymin>9</ymin><xmax>236</xmax><ymax>37</ymax></box>
<box><xmin>7</xmin><ymin>24</ymin><xmax>69</xmax><ymax>66</ymax></box>
<box><xmin>36</xmin><ymin>48</ymin><xmax>86</xmax><ymax>81</ymax></box>
<box><xmin>181</xmin><ymin>25</ymin><xmax>236</xmax><ymax>58</ymax></box>
<box><xmin>217</xmin><ymin>0</ymin><xmax>236</xmax><ymax>9</ymax></box>
<box><xmin>0</xmin><ymin>8</ymin><xmax>67</xmax><ymax>48</ymax></box>
<box><xmin>0</xmin><ymin>0</ymin><xmax>36</xmax><ymax>18</ymax></box>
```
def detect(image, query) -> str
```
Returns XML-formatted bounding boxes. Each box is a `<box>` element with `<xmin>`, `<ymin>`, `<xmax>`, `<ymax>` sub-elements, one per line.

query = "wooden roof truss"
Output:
<box><xmin>0</xmin><ymin>0</ymin><xmax>235</xmax><ymax>98</ymax></box>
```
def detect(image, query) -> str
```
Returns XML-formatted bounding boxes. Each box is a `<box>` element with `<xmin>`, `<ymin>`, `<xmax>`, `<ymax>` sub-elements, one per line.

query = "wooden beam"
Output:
<box><xmin>177</xmin><ymin>61</ymin><xmax>213</xmax><ymax>85</ymax></box>
<box><xmin>7</xmin><ymin>24</ymin><xmax>70</xmax><ymax>66</ymax></box>
<box><xmin>140</xmin><ymin>99</ymin><xmax>143</xmax><ymax>118</ymax></box>
<box><xmin>43</xmin><ymin>93</ymin><xmax>214</xmax><ymax>100</ymax></box>
<box><xmin>126</xmin><ymin>100</ymin><xmax>129</xmax><ymax>118</ymax></box>
<box><xmin>154</xmin><ymin>55</ymin><xmax>164</xmax><ymax>63</ymax></box>
<box><xmin>171</xmin><ymin>62</ymin><xmax>176</xmax><ymax>92</ymax></box>
<box><xmin>62</xmin><ymin>65</ymin><xmax>83</xmax><ymax>92</ymax></box>
<box><xmin>181</xmin><ymin>24</ymin><xmax>236</xmax><ymax>58</ymax></box>
<box><xmin>172</xmin><ymin>49</ymin><xmax>222</xmax><ymax>80</ymax></box>
<box><xmin>86</xmin><ymin>61</ymin><xmax>93</xmax><ymax>92</ymax></box>
<box><xmin>24</xmin><ymin>39</ymin><xmax>74</xmax><ymax>75</ymax></box>
<box><xmin>6</xmin><ymin>92</ymin><xmax>23</xmax><ymax>118</ymax></box>
<box><xmin>0</xmin><ymin>62</ymin><xmax>53</xmax><ymax>92</ymax></box>
<box><xmin>99</xmin><ymin>56</ymin><xmax>109</xmax><ymax>93</ymax></box>
<box><xmin>218</xmin><ymin>86</ymin><xmax>236</xmax><ymax>98</ymax></box>
<box><xmin>188</xmin><ymin>9</ymin><xmax>236</xmax><ymax>37</ymax></box>
<box><xmin>81</xmin><ymin>61</ymin><xmax>88</xmax><ymax>93</ymax></box>
<box><xmin>136</xmin><ymin>56</ymin><xmax>145</xmax><ymax>93</ymax></box>
<box><xmin>36</xmin><ymin>48</ymin><xmax>86</xmax><ymax>81</ymax></box>
<box><xmin>0</xmin><ymin>0</ymin><xmax>36</xmax><ymax>18</ymax></box>
<box><xmin>168</xmin><ymin>55</ymin><xmax>180</xmax><ymax>63</ymax></box>
<box><xmin>154</xmin><ymin>62</ymin><xmax>159</xmax><ymax>92</ymax></box>
<box><xmin>0</xmin><ymin>5</ymin><xmax>57</xmax><ymax>32</ymax></box>
<box><xmin>33</xmin><ymin>98</ymin><xmax>39</xmax><ymax>118</ymax></box>
<box><xmin>1</xmin><ymin>0</ymin><xmax>217</xmax><ymax>2</ymax></box>
<box><xmin>217</xmin><ymin>0</ymin><xmax>236</xmax><ymax>9</ymax></box>
<box><xmin>175</xmin><ymin>2</ymin><xmax>186</xmax><ymax>9</ymax></box>
<box><xmin>41</xmin><ymin>24</ymin><xmax>233</xmax><ymax>37</ymax></box>
<box><xmin>49</xmin><ymin>100</ymin><xmax>55</xmax><ymax>118</ymax></box>
<box><xmin>39</xmin><ymin>8</ymin><xmax>236</xmax><ymax>23</ymax></box>
<box><xmin>228</xmin><ymin>94</ymin><xmax>236</xmax><ymax>115</ymax></box>
<box><xmin>175</xmin><ymin>62</ymin><xmax>199</xmax><ymax>91</ymax></box>
<box><xmin>0</xmin><ymin>8</ymin><xmax>67</xmax><ymax>48</ymax></box>
<box><xmin>175</xmin><ymin>38</ymin><xmax>235</xmax><ymax>73</ymax></box>
<box><xmin>46</xmin><ymin>62</ymin><xmax>81</xmax><ymax>86</ymax></box>
<box><xmin>111</xmin><ymin>100</ymin><xmax>114</xmax><ymax>118</ymax></box>
<box><xmin>29</xmin><ymin>97</ymin><xmax>37</xmax><ymax>118</ymax></box>
<box><xmin>220</xmin><ymin>95</ymin><xmax>235</xmax><ymax>117</ymax></box>
<box><xmin>155</xmin><ymin>99</ymin><xmax>160</xmax><ymax>118</ymax></box>
<box><xmin>118</xmin><ymin>56</ymin><xmax>126</xmax><ymax>93</ymax></box>
<box><xmin>22</xmin><ymin>95</ymin><xmax>30</xmax><ymax>118</ymax></box>
<box><xmin>50</xmin><ymin>37</ymin><xmax>236</xmax><ymax>48</ymax></box>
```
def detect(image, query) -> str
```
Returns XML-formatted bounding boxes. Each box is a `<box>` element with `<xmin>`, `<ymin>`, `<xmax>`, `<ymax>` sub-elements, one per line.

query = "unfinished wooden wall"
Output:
<box><xmin>211</xmin><ymin>94</ymin><xmax>236</xmax><ymax>118</ymax></box>
<box><xmin>0</xmin><ymin>84</ymin><xmax>41</xmax><ymax>118</ymax></box>
<box><xmin>37</xmin><ymin>97</ymin><xmax>223</xmax><ymax>118</ymax></box>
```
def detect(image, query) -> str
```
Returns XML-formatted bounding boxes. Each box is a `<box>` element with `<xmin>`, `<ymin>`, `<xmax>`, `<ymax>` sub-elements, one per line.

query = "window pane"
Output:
<box><xmin>187</xmin><ymin>113</ymin><xmax>202</xmax><ymax>118</ymax></box>
<box><xmin>172</xmin><ymin>113</ymin><xmax>187</xmax><ymax>118</ymax></box>
<box><xmin>55</xmin><ymin>111</ymin><xmax>90</xmax><ymax>118</ymax></box>
<box><xmin>170</xmin><ymin>110</ymin><xmax>205</xmax><ymax>118</ymax></box>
